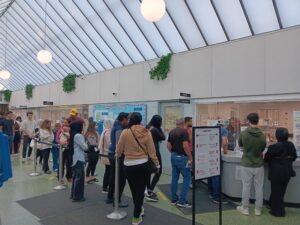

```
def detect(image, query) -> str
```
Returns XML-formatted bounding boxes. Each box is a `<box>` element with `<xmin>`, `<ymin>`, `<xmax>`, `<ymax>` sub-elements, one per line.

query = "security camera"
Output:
<box><xmin>112</xmin><ymin>92</ymin><xmax>117</xmax><ymax>96</ymax></box>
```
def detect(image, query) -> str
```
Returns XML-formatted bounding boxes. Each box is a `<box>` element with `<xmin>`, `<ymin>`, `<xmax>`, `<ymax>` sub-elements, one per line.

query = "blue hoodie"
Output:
<box><xmin>108</xmin><ymin>120</ymin><xmax>124</xmax><ymax>154</ymax></box>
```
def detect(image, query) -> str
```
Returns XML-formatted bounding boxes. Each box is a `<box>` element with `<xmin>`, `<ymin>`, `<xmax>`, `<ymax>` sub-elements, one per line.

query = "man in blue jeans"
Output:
<box><xmin>167</xmin><ymin>118</ymin><xmax>193</xmax><ymax>208</ymax></box>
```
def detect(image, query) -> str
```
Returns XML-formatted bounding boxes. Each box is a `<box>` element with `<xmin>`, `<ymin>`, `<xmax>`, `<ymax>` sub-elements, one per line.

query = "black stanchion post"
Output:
<box><xmin>29</xmin><ymin>139</ymin><xmax>41</xmax><ymax>176</ymax></box>
<box><xmin>192</xmin><ymin>127</ymin><xmax>196</xmax><ymax>225</ymax></box>
<box><xmin>107</xmin><ymin>156</ymin><xmax>127</xmax><ymax>220</ymax></box>
<box><xmin>54</xmin><ymin>144</ymin><xmax>67</xmax><ymax>190</ymax></box>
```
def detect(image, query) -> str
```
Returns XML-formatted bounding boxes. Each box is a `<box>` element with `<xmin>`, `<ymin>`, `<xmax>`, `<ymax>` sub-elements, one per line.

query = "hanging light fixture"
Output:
<box><xmin>37</xmin><ymin>0</ymin><xmax>52</xmax><ymax>64</ymax></box>
<box><xmin>0</xmin><ymin>14</ymin><xmax>10</xmax><ymax>80</ymax></box>
<box><xmin>141</xmin><ymin>0</ymin><xmax>166</xmax><ymax>22</ymax></box>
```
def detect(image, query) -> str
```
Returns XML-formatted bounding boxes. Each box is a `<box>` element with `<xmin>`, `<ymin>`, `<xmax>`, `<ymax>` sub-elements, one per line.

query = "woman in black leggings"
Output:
<box><xmin>145</xmin><ymin>115</ymin><xmax>165</xmax><ymax>202</ymax></box>
<box><xmin>85</xmin><ymin>122</ymin><xmax>99</xmax><ymax>183</ymax></box>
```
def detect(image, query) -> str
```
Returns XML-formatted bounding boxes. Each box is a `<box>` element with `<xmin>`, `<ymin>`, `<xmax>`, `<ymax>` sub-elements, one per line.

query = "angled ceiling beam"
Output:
<box><xmin>120</xmin><ymin>0</ymin><xmax>159</xmax><ymax>58</ymax></box>
<box><xmin>165</xmin><ymin>8</ymin><xmax>189</xmax><ymax>50</ymax></box>
<box><xmin>1</xmin><ymin>18</ymin><xmax>60</xmax><ymax>82</ymax></box>
<box><xmin>0</xmin><ymin>0</ymin><xmax>15</xmax><ymax>18</ymax></box>
<box><xmin>73</xmin><ymin>0</ymin><xmax>124</xmax><ymax>66</ymax></box>
<box><xmin>58</xmin><ymin>0</ymin><xmax>112</xmax><ymax>69</ymax></box>
<box><xmin>272</xmin><ymin>0</ymin><xmax>283</xmax><ymax>29</ymax></box>
<box><xmin>138</xmin><ymin>0</ymin><xmax>173</xmax><ymax>54</ymax></box>
<box><xmin>210</xmin><ymin>0</ymin><xmax>230</xmax><ymax>41</ymax></box>
<box><xmin>8</xmin><ymin>8</ymin><xmax>76</xmax><ymax>76</ymax></box>
<box><xmin>86</xmin><ymin>1</ymin><xmax>135</xmax><ymax>64</ymax></box>
<box><xmin>103</xmin><ymin>0</ymin><xmax>146</xmax><ymax>61</ymax></box>
<box><xmin>19</xmin><ymin>0</ymin><xmax>88</xmax><ymax>74</ymax></box>
<box><xmin>239</xmin><ymin>0</ymin><xmax>254</xmax><ymax>35</ymax></box>
<box><xmin>184</xmin><ymin>0</ymin><xmax>208</xmax><ymax>46</ymax></box>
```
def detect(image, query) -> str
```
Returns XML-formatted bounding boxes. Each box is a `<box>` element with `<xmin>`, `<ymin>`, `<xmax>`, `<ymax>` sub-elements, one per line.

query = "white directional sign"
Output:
<box><xmin>193</xmin><ymin>127</ymin><xmax>221</xmax><ymax>180</ymax></box>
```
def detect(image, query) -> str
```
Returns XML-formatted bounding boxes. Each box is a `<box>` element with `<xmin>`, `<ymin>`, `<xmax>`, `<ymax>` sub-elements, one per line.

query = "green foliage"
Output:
<box><xmin>25</xmin><ymin>84</ymin><xmax>35</xmax><ymax>100</ymax></box>
<box><xmin>1</xmin><ymin>89</ymin><xmax>12</xmax><ymax>102</ymax></box>
<box><xmin>63</xmin><ymin>73</ymin><xmax>77</xmax><ymax>93</ymax></box>
<box><xmin>150</xmin><ymin>53</ymin><xmax>172</xmax><ymax>81</ymax></box>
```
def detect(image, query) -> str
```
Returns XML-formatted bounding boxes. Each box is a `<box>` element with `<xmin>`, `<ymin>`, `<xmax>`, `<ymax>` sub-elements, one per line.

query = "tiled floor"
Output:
<box><xmin>1</xmin><ymin>154</ymin><xmax>299</xmax><ymax>225</ymax></box>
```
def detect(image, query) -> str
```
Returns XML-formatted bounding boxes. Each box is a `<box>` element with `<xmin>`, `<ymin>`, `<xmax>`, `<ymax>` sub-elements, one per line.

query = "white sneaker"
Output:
<box><xmin>237</xmin><ymin>206</ymin><xmax>249</xmax><ymax>216</ymax></box>
<box><xmin>22</xmin><ymin>158</ymin><xmax>26</xmax><ymax>163</ymax></box>
<box><xmin>140</xmin><ymin>207</ymin><xmax>145</xmax><ymax>217</ymax></box>
<box><xmin>255</xmin><ymin>208</ymin><xmax>261</xmax><ymax>216</ymax></box>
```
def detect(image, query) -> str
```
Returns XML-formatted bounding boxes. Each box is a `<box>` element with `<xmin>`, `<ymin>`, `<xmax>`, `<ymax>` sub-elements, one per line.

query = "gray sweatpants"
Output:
<box><xmin>241</xmin><ymin>166</ymin><xmax>264</xmax><ymax>209</ymax></box>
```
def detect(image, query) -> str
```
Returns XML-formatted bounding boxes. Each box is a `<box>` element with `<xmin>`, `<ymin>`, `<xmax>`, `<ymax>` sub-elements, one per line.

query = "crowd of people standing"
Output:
<box><xmin>0</xmin><ymin>109</ymin><xmax>298</xmax><ymax>224</ymax></box>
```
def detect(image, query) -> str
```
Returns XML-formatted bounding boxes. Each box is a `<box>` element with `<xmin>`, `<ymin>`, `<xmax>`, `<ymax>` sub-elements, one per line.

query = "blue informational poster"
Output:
<box><xmin>93</xmin><ymin>103</ymin><xmax>147</xmax><ymax>125</ymax></box>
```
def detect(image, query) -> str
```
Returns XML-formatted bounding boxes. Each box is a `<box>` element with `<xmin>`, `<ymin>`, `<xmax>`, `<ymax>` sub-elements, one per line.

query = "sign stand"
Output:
<box><xmin>192</xmin><ymin>126</ymin><xmax>222</xmax><ymax>225</ymax></box>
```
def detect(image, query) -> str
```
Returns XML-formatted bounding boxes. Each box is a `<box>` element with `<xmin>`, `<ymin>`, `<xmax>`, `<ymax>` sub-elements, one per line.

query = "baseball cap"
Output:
<box><xmin>176</xmin><ymin>117</ymin><xmax>185</xmax><ymax>125</ymax></box>
<box><xmin>70</xmin><ymin>108</ymin><xmax>78</xmax><ymax>116</ymax></box>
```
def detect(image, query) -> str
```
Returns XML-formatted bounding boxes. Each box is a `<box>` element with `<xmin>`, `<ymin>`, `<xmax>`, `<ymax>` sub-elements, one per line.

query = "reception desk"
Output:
<box><xmin>221</xmin><ymin>151</ymin><xmax>300</xmax><ymax>205</ymax></box>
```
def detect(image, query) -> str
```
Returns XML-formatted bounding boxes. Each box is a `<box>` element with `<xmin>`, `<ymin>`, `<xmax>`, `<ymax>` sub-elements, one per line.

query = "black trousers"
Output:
<box><xmin>86</xmin><ymin>150</ymin><xmax>99</xmax><ymax>177</ymax></box>
<box><xmin>125</xmin><ymin>162</ymin><xmax>150</xmax><ymax>218</ymax></box>
<box><xmin>36</xmin><ymin>149</ymin><xmax>43</xmax><ymax>164</ymax></box>
<box><xmin>107</xmin><ymin>154</ymin><xmax>126</xmax><ymax>201</ymax></box>
<box><xmin>269</xmin><ymin>179</ymin><xmax>290</xmax><ymax>216</ymax></box>
<box><xmin>147</xmin><ymin>150</ymin><xmax>162</xmax><ymax>191</ymax></box>
<box><xmin>58</xmin><ymin>148</ymin><xmax>72</xmax><ymax>180</ymax></box>
<box><xmin>41</xmin><ymin>148</ymin><xmax>51</xmax><ymax>172</ymax></box>
<box><xmin>71</xmin><ymin>161</ymin><xmax>85</xmax><ymax>200</ymax></box>
<box><xmin>103</xmin><ymin>165</ymin><xmax>111</xmax><ymax>189</ymax></box>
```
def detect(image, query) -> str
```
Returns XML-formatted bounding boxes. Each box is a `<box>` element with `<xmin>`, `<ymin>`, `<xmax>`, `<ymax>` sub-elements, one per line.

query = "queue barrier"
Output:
<box><xmin>28</xmin><ymin>138</ymin><xmax>126</xmax><ymax>220</ymax></box>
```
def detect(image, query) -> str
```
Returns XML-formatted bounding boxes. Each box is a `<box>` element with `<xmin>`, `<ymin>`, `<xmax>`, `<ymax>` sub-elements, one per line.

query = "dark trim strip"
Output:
<box><xmin>210</xmin><ymin>0</ymin><xmax>230</xmax><ymax>41</ymax></box>
<box><xmin>239</xmin><ymin>0</ymin><xmax>254</xmax><ymax>35</ymax></box>
<box><xmin>272</xmin><ymin>0</ymin><xmax>283</xmax><ymax>29</ymax></box>
<box><xmin>184</xmin><ymin>0</ymin><xmax>208</xmax><ymax>45</ymax></box>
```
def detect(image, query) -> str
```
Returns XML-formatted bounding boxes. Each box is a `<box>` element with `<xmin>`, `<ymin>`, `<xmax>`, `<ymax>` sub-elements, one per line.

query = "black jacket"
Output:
<box><xmin>265</xmin><ymin>141</ymin><xmax>297</xmax><ymax>182</ymax></box>
<box><xmin>150</xmin><ymin>127</ymin><xmax>165</xmax><ymax>153</ymax></box>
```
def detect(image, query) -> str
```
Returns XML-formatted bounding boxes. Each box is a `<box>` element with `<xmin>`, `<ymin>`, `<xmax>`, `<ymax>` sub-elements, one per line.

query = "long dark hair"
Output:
<box><xmin>147</xmin><ymin>115</ymin><xmax>162</xmax><ymax>129</ymax></box>
<box><xmin>275</xmin><ymin>127</ymin><xmax>289</xmax><ymax>142</ymax></box>
<box><xmin>85</xmin><ymin>122</ymin><xmax>97</xmax><ymax>138</ymax></box>
<box><xmin>69</xmin><ymin>121</ymin><xmax>84</xmax><ymax>154</ymax></box>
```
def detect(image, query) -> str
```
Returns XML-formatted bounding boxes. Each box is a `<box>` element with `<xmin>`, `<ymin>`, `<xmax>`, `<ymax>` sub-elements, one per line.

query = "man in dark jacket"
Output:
<box><xmin>106</xmin><ymin>112</ymin><xmax>129</xmax><ymax>207</ymax></box>
<box><xmin>237</xmin><ymin>113</ymin><xmax>266</xmax><ymax>216</ymax></box>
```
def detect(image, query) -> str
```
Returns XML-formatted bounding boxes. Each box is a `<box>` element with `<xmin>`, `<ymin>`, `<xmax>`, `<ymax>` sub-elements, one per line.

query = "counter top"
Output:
<box><xmin>222</xmin><ymin>150</ymin><xmax>300</xmax><ymax>166</ymax></box>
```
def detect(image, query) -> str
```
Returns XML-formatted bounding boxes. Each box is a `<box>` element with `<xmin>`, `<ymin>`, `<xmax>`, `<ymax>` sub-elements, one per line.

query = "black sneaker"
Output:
<box><xmin>106</xmin><ymin>198</ymin><xmax>114</xmax><ymax>204</ymax></box>
<box><xmin>113</xmin><ymin>201</ymin><xmax>129</xmax><ymax>208</ymax></box>
<box><xmin>145</xmin><ymin>192</ymin><xmax>159</xmax><ymax>202</ymax></box>
<box><xmin>171</xmin><ymin>200</ymin><xmax>178</xmax><ymax>205</ymax></box>
<box><xmin>176</xmin><ymin>201</ymin><xmax>192</xmax><ymax>208</ymax></box>
<box><xmin>72</xmin><ymin>197</ymin><xmax>86</xmax><ymax>202</ymax></box>
<box><xmin>212</xmin><ymin>196</ymin><xmax>228</xmax><ymax>204</ymax></box>
<box><xmin>102</xmin><ymin>188</ymin><xmax>108</xmax><ymax>194</ymax></box>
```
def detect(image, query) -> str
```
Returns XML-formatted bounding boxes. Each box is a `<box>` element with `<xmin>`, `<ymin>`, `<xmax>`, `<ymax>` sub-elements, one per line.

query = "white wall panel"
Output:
<box><xmin>83</xmin><ymin>74</ymin><xmax>101</xmax><ymax>104</ymax></box>
<box><xmin>212</xmin><ymin>37</ymin><xmax>265</xmax><ymax>96</ymax></box>
<box><xmin>99</xmin><ymin>70</ymin><xmax>120</xmax><ymax>103</ymax></box>
<box><xmin>265</xmin><ymin>29</ymin><xmax>300</xmax><ymax>94</ymax></box>
<box><xmin>172</xmin><ymin>49</ymin><xmax>212</xmax><ymax>98</ymax></box>
<box><xmin>119</xmin><ymin>64</ymin><xmax>144</xmax><ymax>102</ymax></box>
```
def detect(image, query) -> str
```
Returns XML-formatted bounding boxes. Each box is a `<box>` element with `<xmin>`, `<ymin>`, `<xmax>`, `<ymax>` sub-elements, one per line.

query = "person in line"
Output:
<box><xmin>21</xmin><ymin>112</ymin><xmax>36</xmax><ymax>162</ymax></box>
<box><xmin>237</xmin><ymin>113</ymin><xmax>266</xmax><ymax>216</ymax></box>
<box><xmin>265</xmin><ymin>127</ymin><xmax>297</xmax><ymax>217</ymax></box>
<box><xmin>227</xmin><ymin>117</ymin><xmax>241</xmax><ymax>151</ymax></box>
<box><xmin>0</xmin><ymin>111</ymin><xmax>15</xmax><ymax>154</ymax></box>
<box><xmin>51</xmin><ymin>122</ymin><xmax>61</xmax><ymax>172</ymax></box>
<box><xmin>85</xmin><ymin>121</ymin><xmax>100</xmax><ymax>183</ymax></box>
<box><xmin>35</xmin><ymin>119</ymin><xmax>44</xmax><ymax>165</ymax></box>
<box><xmin>106</xmin><ymin>112</ymin><xmax>129</xmax><ymax>208</ymax></box>
<box><xmin>99</xmin><ymin>119</ymin><xmax>114</xmax><ymax>194</ymax></box>
<box><xmin>167</xmin><ymin>118</ymin><xmax>193</xmax><ymax>208</ymax></box>
<box><xmin>184</xmin><ymin>116</ymin><xmax>193</xmax><ymax>189</ymax></box>
<box><xmin>145</xmin><ymin>115</ymin><xmax>165</xmax><ymax>202</ymax></box>
<box><xmin>67</xmin><ymin>108</ymin><xmax>85</xmax><ymax>124</ymax></box>
<box><xmin>208</xmin><ymin>120</ymin><xmax>229</xmax><ymax>204</ymax></box>
<box><xmin>70</xmin><ymin>121</ymin><xmax>88</xmax><ymax>202</ymax></box>
<box><xmin>56</xmin><ymin>119</ymin><xmax>71</xmax><ymax>182</ymax></box>
<box><xmin>39</xmin><ymin>119</ymin><xmax>54</xmax><ymax>174</ymax></box>
<box><xmin>13</xmin><ymin>119</ymin><xmax>22</xmax><ymax>156</ymax></box>
<box><xmin>116</xmin><ymin>112</ymin><xmax>160</xmax><ymax>225</ymax></box>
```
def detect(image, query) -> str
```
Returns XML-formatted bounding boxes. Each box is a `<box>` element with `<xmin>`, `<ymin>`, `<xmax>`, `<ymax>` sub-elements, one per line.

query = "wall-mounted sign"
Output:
<box><xmin>19</xmin><ymin>105</ymin><xmax>27</xmax><ymax>108</ymax></box>
<box><xmin>43</xmin><ymin>101</ymin><xmax>54</xmax><ymax>106</ymax></box>
<box><xmin>179</xmin><ymin>99</ymin><xmax>190</xmax><ymax>104</ymax></box>
<box><xmin>193</xmin><ymin>126</ymin><xmax>221</xmax><ymax>180</ymax></box>
<box><xmin>180</xmin><ymin>92</ymin><xmax>191</xmax><ymax>98</ymax></box>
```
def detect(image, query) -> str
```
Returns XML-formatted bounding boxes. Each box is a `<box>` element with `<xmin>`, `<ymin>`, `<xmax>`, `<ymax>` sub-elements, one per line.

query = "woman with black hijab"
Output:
<box><xmin>265</xmin><ymin>127</ymin><xmax>297</xmax><ymax>217</ymax></box>
<box><xmin>70</xmin><ymin>121</ymin><xmax>88</xmax><ymax>202</ymax></box>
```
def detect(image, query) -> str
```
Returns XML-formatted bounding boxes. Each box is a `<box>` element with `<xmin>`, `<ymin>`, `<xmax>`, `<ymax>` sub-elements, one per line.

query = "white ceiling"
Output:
<box><xmin>0</xmin><ymin>0</ymin><xmax>300</xmax><ymax>90</ymax></box>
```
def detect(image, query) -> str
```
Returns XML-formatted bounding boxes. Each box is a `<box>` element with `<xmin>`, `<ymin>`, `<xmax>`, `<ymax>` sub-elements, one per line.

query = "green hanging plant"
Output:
<box><xmin>63</xmin><ymin>73</ymin><xmax>77</xmax><ymax>93</ymax></box>
<box><xmin>1</xmin><ymin>89</ymin><xmax>12</xmax><ymax>102</ymax></box>
<box><xmin>25</xmin><ymin>84</ymin><xmax>35</xmax><ymax>100</ymax></box>
<box><xmin>149</xmin><ymin>53</ymin><xmax>172</xmax><ymax>81</ymax></box>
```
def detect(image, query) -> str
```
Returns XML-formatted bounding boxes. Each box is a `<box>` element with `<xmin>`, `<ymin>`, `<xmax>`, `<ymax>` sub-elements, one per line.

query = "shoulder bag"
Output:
<box><xmin>130</xmin><ymin>128</ymin><xmax>157</xmax><ymax>174</ymax></box>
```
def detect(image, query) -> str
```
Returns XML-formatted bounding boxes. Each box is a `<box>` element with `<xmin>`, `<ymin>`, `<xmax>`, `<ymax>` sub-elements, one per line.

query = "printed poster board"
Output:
<box><xmin>293</xmin><ymin>111</ymin><xmax>300</xmax><ymax>151</ymax></box>
<box><xmin>193</xmin><ymin>126</ymin><xmax>221</xmax><ymax>180</ymax></box>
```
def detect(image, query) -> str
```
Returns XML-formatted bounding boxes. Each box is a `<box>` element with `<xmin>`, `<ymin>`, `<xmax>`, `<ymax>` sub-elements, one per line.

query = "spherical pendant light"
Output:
<box><xmin>37</xmin><ymin>49</ymin><xmax>52</xmax><ymax>64</ymax></box>
<box><xmin>141</xmin><ymin>0</ymin><xmax>166</xmax><ymax>22</ymax></box>
<box><xmin>0</xmin><ymin>70</ymin><xmax>11</xmax><ymax>80</ymax></box>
